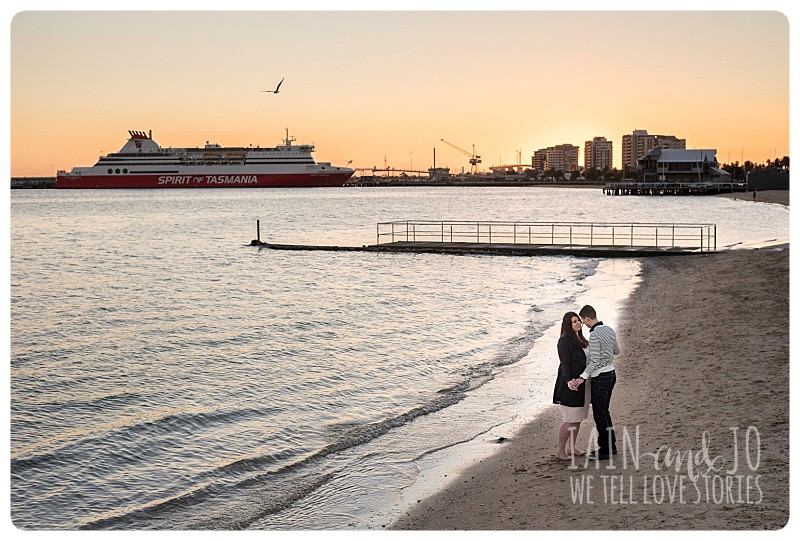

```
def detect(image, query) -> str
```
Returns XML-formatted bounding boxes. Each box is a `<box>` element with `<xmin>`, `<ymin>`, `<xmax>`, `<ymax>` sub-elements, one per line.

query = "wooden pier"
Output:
<box><xmin>251</xmin><ymin>220</ymin><xmax>718</xmax><ymax>257</ymax></box>
<box><xmin>603</xmin><ymin>181</ymin><xmax>747</xmax><ymax>196</ymax></box>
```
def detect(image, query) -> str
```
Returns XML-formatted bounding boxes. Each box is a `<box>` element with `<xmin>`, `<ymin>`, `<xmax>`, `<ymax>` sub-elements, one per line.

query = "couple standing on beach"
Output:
<box><xmin>552</xmin><ymin>305</ymin><xmax>620</xmax><ymax>461</ymax></box>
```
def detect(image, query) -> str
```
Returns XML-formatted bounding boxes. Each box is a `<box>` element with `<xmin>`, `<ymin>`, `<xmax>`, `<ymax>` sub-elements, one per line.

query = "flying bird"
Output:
<box><xmin>261</xmin><ymin>77</ymin><xmax>285</xmax><ymax>94</ymax></box>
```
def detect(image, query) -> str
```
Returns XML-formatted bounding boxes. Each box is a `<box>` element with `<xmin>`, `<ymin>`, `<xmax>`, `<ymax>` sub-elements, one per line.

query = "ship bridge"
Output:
<box><xmin>276</xmin><ymin>128</ymin><xmax>314</xmax><ymax>153</ymax></box>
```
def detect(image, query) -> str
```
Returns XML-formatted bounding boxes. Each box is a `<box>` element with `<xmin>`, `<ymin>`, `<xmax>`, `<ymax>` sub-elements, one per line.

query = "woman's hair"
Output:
<box><xmin>561</xmin><ymin>311</ymin><xmax>589</xmax><ymax>348</ymax></box>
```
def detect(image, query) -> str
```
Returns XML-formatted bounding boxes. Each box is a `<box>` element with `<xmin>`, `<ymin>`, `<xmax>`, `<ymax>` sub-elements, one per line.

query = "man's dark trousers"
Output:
<box><xmin>591</xmin><ymin>370</ymin><xmax>617</xmax><ymax>455</ymax></box>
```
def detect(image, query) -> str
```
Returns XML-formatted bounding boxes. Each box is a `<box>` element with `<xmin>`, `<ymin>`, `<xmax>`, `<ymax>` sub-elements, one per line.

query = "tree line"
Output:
<box><xmin>502</xmin><ymin>155</ymin><xmax>789</xmax><ymax>182</ymax></box>
<box><xmin>719</xmin><ymin>156</ymin><xmax>789</xmax><ymax>180</ymax></box>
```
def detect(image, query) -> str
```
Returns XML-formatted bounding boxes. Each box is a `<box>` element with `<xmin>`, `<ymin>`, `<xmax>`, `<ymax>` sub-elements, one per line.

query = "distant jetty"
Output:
<box><xmin>347</xmin><ymin>175</ymin><xmax>605</xmax><ymax>188</ymax></box>
<box><xmin>11</xmin><ymin>177</ymin><xmax>56</xmax><ymax>189</ymax></box>
<box><xmin>603</xmin><ymin>181</ymin><xmax>748</xmax><ymax>196</ymax></box>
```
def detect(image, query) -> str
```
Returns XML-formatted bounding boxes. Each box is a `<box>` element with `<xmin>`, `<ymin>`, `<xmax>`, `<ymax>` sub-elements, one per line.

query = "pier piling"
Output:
<box><xmin>250</xmin><ymin>219</ymin><xmax>263</xmax><ymax>246</ymax></box>
<box><xmin>602</xmin><ymin>181</ymin><xmax>747</xmax><ymax>196</ymax></box>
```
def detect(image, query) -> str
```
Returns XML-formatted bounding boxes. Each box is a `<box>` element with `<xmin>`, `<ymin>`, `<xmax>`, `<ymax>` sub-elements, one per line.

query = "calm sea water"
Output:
<box><xmin>10</xmin><ymin>187</ymin><xmax>788</xmax><ymax>529</ymax></box>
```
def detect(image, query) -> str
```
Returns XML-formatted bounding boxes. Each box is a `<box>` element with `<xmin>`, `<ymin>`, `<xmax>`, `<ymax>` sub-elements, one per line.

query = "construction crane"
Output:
<box><xmin>440</xmin><ymin>139</ymin><xmax>481</xmax><ymax>174</ymax></box>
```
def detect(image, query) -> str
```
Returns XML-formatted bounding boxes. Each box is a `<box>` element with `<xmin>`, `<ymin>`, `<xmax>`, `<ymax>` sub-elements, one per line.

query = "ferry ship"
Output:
<box><xmin>56</xmin><ymin>130</ymin><xmax>354</xmax><ymax>188</ymax></box>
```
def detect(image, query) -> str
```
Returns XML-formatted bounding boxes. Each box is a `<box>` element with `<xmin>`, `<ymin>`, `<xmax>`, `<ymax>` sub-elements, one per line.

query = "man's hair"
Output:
<box><xmin>579</xmin><ymin>305</ymin><xmax>597</xmax><ymax>320</ymax></box>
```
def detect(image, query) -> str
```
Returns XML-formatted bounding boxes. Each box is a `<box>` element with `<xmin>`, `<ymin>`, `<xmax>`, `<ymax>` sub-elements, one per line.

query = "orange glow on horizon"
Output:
<box><xmin>10</xmin><ymin>11</ymin><xmax>789</xmax><ymax>176</ymax></box>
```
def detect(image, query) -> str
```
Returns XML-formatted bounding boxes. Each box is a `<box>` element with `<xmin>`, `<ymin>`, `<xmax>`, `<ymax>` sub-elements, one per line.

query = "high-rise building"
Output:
<box><xmin>584</xmin><ymin>136</ymin><xmax>613</xmax><ymax>170</ymax></box>
<box><xmin>532</xmin><ymin>149</ymin><xmax>548</xmax><ymax>172</ymax></box>
<box><xmin>533</xmin><ymin>144</ymin><xmax>580</xmax><ymax>172</ymax></box>
<box><xmin>547</xmin><ymin>144</ymin><xmax>580</xmax><ymax>172</ymax></box>
<box><xmin>622</xmin><ymin>130</ymin><xmax>686</xmax><ymax>170</ymax></box>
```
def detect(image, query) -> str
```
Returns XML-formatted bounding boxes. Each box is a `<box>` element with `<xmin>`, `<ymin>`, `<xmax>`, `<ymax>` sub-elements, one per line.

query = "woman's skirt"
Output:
<box><xmin>560</xmin><ymin>377</ymin><xmax>591</xmax><ymax>422</ymax></box>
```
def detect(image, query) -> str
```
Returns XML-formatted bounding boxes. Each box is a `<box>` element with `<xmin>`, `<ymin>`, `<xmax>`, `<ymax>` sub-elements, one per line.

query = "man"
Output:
<box><xmin>568</xmin><ymin>305</ymin><xmax>620</xmax><ymax>460</ymax></box>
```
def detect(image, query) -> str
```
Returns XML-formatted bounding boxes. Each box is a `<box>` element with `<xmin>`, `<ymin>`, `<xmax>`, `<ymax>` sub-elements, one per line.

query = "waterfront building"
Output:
<box><xmin>622</xmin><ymin>129</ymin><xmax>686</xmax><ymax>170</ymax></box>
<box><xmin>637</xmin><ymin>148</ymin><xmax>731</xmax><ymax>183</ymax></box>
<box><xmin>427</xmin><ymin>167</ymin><xmax>451</xmax><ymax>181</ymax></box>
<box><xmin>533</xmin><ymin>144</ymin><xmax>580</xmax><ymax>172</ymax></box>
<box><xmin>584</xmin><ymin>137</ymin><xmax>613</xmax><ymax>170</ymax></box>
<box><xmin>532</xmin><ymin>149</ymin><xmax>548</xmax><ymax>172</ymax></box>
<box><xmin>547</xmin><ymin>144</ymin><xmax>580</xmax><ymax>172</ymax></box>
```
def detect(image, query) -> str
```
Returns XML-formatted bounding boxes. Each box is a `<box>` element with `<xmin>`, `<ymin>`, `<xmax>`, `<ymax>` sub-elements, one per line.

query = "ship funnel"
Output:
<box><xmin>127</xmin><ymin>130</ymin><xmax>150</xmax><ymax>139</ymax></box>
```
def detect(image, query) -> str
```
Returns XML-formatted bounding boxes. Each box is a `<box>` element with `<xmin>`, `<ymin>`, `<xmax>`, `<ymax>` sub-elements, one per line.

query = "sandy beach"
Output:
<box><xmin>719</xmin><ymin>190</ymin><xmax>789</xmax><ymax>206</ymax></box>
<box><xmin>393</xmin><ymin>244</ymin><xmax>789</xmax><ymax>530</ymax></box>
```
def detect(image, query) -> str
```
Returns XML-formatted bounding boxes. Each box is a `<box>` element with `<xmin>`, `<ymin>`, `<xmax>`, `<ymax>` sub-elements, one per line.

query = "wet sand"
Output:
<box><xmin>719</xmin><ymin>190</ymin><xmax>789</xmax><ymax>206</ymax></box>
<box><xmin>392</xmin><ymin>245</ymin><xmax>789</xmax><ymax>530</ymax></box>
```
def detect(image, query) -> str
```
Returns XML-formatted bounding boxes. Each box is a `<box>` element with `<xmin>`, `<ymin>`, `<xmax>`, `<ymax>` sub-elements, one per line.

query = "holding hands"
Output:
<box><xmin>567</xmin><ymin>377</ymin><xmax>584</xmax><ymax>391</ymax></box>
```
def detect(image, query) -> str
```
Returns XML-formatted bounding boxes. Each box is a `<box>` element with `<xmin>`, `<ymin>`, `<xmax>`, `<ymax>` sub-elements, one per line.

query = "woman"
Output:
<box><xmin>552</xmin><ymin>311</ymin><xmax>590</xmax><ymax>460</ymax></box>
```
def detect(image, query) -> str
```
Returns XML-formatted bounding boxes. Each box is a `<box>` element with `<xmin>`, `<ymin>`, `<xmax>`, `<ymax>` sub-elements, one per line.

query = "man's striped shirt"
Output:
<box><xmin>579</xmin><ymin>322</ymin><xmax>619</xmax><ymax>379</ymax></box>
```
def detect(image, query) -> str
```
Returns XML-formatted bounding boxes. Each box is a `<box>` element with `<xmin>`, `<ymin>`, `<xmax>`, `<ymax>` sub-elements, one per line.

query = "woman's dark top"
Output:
<box><xmin>552</xmin><ymin>334</ymin><xmax>588</xmax><ymax>407</ymax></box>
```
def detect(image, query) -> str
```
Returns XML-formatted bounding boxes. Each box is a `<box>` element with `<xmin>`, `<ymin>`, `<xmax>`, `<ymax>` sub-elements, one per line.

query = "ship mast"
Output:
<box><xmin>284</xmin><ymin>128</ymin><xmax>296</xmax><ymax>147</ymax></box>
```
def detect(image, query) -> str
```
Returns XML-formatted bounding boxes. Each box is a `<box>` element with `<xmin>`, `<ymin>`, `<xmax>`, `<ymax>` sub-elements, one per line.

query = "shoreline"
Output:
<box><xmin>383</xmin><ymin>258</ymin><xmax>641</xmax><ymax>526</ymax></box>
<box><xmin>718</xmin><ymin>190</ymin><xmax>789</xmax><ymax>206</ymax></box>
<box><xmin>392</xmin><ymin>245</ymin><xmax>789</xmax><ymax>530</ymax></box>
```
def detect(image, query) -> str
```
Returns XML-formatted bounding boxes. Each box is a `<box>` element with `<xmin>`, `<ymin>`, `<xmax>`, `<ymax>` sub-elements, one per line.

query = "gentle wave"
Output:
<box><xmin>12</xmin><ymin>406</ymin><xmax>275</xmax><ymax>472</ymax></box>
<box><xmin>77</xmin><ymin>296</ymin><xmax>563</xmax><ymax>529</ymax></box>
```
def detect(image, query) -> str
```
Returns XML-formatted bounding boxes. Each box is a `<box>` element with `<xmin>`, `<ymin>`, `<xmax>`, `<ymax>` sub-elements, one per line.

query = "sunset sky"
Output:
<box><xmin>8</xmin><ymin>9</ymin><xmax>791</xmax><ymax>176</ymax></box>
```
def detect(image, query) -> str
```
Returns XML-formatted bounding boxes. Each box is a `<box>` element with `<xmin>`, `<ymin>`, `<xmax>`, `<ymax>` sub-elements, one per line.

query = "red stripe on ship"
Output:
<box><xmin>56</xmin><ymin>172</ymin><xmax>353</xmax><ymax>189</ymax></box>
